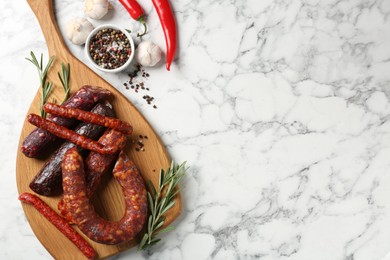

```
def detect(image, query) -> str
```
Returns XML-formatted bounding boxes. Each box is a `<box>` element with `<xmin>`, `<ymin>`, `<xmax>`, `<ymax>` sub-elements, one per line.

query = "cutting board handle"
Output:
<box><xmin>26</xmin><ymin>0</ymin><xmax>68</xmax><ymax>57</ymax></box>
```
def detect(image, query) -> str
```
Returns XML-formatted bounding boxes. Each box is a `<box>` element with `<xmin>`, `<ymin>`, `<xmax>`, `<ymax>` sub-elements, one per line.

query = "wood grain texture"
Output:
<box><xmin>15</xmin><ymin>0</ymin><xmax>181</xmax><ymax>259</ymax></box>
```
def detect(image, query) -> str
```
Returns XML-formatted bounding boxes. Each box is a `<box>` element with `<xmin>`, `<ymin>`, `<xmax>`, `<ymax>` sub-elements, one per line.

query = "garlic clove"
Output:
<box><xmin>74</xmin><ymin>23</ymin><xmax>81</xmax><ymax>32</ymax></box>
<box><xmin>143</xmin><ymin>54</ymin><xmax>153</xmax><ymax>66</ymax></box>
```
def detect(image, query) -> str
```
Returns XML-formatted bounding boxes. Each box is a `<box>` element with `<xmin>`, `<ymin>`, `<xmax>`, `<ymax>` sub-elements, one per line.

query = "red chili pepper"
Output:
<box><xmin>151</xmin><ymin>0</ymin><xmax>177</xmax><ymax>71</ymax></box>
<box><xmin>19</xmin><ymin>192</ymin><xmax>97</xmax><ymax>260</ymax></box>
<box><xmin>119</xmin><ymin>0</ymin><xmax>147</xmax><ymax>37</ymax></box>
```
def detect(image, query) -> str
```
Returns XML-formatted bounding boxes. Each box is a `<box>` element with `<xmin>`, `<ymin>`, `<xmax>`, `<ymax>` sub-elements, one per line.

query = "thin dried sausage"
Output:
<box><xmin>44</xmin><ymin>103</ymin><xmax>132</xmax><ymax>135</ymax></box>
<box><xmin>22</xmin><ymin>86</ymin><xmax>112</xmax><ymax>158</ymax></box>
<box><xmin>62</xmin><ymin>148</ymin><xmax>147</xmax><ymax>245</ymax></box>
<box><xmin>29</xmin><ymin>102</ymin><xmax>115</xmax><ymax>196</ymax></box>
<box><xmin>27</xmin><ymin>114</ymin><xmax>125</xmax><ymax>155</ymax></box>
<box><xmin>19</xmin><ymin>192</ymin><xmax>97</xmax><ymax>259</ymax></box>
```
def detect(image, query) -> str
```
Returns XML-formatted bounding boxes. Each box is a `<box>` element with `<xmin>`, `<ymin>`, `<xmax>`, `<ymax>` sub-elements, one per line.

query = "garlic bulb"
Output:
<box><xmin>135</xmin><ymin>41</ymin><xmax>162</xmax><ymax>67</ymax></box>
<box><xmin>85</xmin><ymin>0</ymin><xmax>109</xmax><ymax>20</ymax></box>
<box><xmin>66</xmin><ymin>18</ymin><xmax>94</xmax><ymax>45</ymax></box>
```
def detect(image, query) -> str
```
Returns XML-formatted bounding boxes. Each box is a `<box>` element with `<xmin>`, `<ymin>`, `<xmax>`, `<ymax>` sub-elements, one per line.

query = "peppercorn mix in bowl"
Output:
<box><xmin>85</xmin><ymin>24</ymin><xmax>135</xmax><ymax>73</ymax></box>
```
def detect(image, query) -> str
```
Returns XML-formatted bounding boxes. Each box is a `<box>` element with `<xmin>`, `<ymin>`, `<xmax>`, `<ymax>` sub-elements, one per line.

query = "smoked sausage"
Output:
<box><xmin>58</xmin><ymin>129</ymin><xmax>127</xmax><ymax>222</ymax></box>
<box><xmin>27</xmin><ymin>114</ymin><xmax>125</xmax><ymax>155</ymax></box>
<box><xmin>62</xmin><ymin>148</ymin><xmax>147</xmax><ymax>245</ymax></box>
<box><xmin>22</xmin><ymin>86</ymin><xmax>112</xmax><ymax>158</ymax></box>
<box><xmin>29</xmin><ymin>102</ymin><xmax>115</xmax><ymax>196</ymax></box>
<box><xmin>85</xmin><ymin>130</ymin><xmax>127</xmax><ymax>197</ymax></box>
<box><xmin>44</xmin><ymin>103</ymin><xmax>133</xmax><ymax>135</ymax></box>
<box><xmin>19</xmin><ymin>192</ymin><xmax>97</xmax><ymax>259</ymax></box>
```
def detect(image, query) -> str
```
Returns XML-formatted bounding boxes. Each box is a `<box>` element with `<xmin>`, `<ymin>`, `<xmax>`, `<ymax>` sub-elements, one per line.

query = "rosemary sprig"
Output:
<box><xmin>26</xmin><ymin>52</ymin><xmax>55</xmax><ymax>118</ymax></box>
<box><xmin>139</xmin><ymin>161</ymin><xmax>187</xmax><ymax>250</ymax></box>
<box><xmin>58</xmin><ymin>62</ymin><xmax>70</xmax><ymax>104</ymax></box>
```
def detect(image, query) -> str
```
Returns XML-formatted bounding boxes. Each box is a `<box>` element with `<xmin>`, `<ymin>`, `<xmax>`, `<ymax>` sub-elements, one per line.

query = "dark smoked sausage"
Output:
<box><xmin>44</xmin><ymin>103</ymin><xmax>133</xmax><ymax>135</ymax></box>
<box><xmin>27</xmin><ymin>114</ymin><xmax>125</xmax><ymax>155</ymax></box>
<box><xmin>21</xmin><ymin>86</ymin><xmax>112</xmax><ymax>158</ymax></box>
<box><xmin>62</xmin><ymin>148</ymin><xmax>147</xmax><ymax>245</ymax></box>
<box><xmin>29</xmin><ymin>102</ymin><xmax>115</xmax><ymax>196</ymax></box>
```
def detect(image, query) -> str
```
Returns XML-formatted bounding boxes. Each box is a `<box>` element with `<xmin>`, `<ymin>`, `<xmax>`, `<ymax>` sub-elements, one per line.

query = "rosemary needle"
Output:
<box><xmin>139</xmin><ymin>161</ymin><xmax>187</xmax><ymax>250</ymax></box>
<box><xmin>26</xmin><ymin>52</ymin><xmax>55</xmax><ymax>118</ymax></box>
<box><xmin>58</xmin><ymin>62</ymin><xmax>71</xmax><ymax>104</ymax></box>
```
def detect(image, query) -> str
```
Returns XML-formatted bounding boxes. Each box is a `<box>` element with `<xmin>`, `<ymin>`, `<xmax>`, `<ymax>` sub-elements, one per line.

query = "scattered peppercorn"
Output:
<box><xmin>123</xmin><ymin>64</ymin><xmax>158</xmax><ymax>109</ymax></box>
<box><xmin>134</xmin><ymin>134</ymin><xmax>149</xmax><ymax>152</ymax></box>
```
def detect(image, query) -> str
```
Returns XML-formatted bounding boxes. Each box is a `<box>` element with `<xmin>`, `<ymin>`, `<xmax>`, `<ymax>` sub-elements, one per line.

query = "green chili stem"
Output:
<box><xmin>137</xmin><ymin>17</ymin><xmax>148</xmax><ymax>38</ymax></box>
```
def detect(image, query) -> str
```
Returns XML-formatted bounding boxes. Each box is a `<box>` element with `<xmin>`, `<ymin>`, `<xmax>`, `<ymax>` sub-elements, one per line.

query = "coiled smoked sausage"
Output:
<box><xmin>62</xmin><ymin>148</ymin><xmax>147</xmax><ymax>245</ymax></box>
<box><xmin>58</xmin><ymin>129</ymin><xmax>127</xmax><ymax>222</ymax></box>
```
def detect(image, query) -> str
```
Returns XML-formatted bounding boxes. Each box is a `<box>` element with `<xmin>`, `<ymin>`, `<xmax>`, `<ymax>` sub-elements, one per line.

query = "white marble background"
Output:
<box><xmin>1</xmin><ymin>0</ymin><xmax>390</xmax><ymax>259</ymax></box>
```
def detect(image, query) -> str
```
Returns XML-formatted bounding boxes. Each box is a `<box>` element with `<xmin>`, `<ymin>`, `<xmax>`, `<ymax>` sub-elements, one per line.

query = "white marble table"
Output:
<box><xmin>1</xmin><ymin>0</ymin><xmax>390</xmax><ymax>259</ymax></box>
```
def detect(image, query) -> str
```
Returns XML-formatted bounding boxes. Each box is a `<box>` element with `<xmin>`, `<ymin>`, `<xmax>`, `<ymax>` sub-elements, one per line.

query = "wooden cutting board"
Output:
<box><xmin>15</xmin><ymin>0</ymin><xmax>181</xmax><ymax>259</ymax></box>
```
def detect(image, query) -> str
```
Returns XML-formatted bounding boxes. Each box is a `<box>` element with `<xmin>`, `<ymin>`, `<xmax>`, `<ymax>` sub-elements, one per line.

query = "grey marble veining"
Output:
<box><xmin>1</xmin><ymin>0</ymin><xmax>390</xmax><ymax>259</ymax></box>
